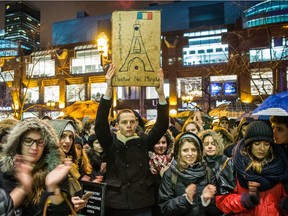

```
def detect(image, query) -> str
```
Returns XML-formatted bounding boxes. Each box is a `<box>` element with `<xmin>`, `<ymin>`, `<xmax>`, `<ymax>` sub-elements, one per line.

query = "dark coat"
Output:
<box><xmin>95</xmin><ymin>97</ymin><xmax>169</xmax><ymax>210</ymax></box>
<box><xmin>0</xmin><ymin>187</ymin><xmax>14</xmax><ymax>216</ymax></box>
<box><xmin>0</xmin><ymin>118</ymin><xmax>72</xmax><ymax>216</ymax></box>
<box><xmin>159</xmin><ymin>160</ymin><xmax>217</xmax><ymax>216</ymax></box>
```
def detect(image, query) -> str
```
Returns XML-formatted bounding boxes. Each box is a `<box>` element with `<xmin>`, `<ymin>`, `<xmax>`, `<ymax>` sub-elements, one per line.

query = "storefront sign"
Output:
<box><xmin>0</xmin><ymin>107</ymin><xmax>12</xmax><ymax>111</ymax></box>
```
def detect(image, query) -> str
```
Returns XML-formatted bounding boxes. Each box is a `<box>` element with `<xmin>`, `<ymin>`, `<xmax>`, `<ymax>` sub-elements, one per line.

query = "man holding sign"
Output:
<box><xmin>95</xmin><ymin>64</ymin><xmax>168</xmax><ymax>216</ymax></box>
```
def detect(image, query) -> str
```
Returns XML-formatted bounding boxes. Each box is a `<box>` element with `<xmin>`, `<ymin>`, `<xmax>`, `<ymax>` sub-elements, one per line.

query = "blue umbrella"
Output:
<box><xmin>252</xmin><ymin>91</ymin><xmax>288</xmax><ymax>116</ymax></box>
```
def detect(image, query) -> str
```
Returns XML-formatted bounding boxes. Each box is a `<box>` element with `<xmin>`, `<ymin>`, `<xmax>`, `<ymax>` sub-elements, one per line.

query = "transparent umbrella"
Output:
<box><xmin>209</xmin><ymin>101</ymin><xmax>258</xmax><ymax>118</ymax></box>
<box><xmin>63</xmin><ymin>100</ymin><xmax>99</xmax><ymax>120</ymax></box>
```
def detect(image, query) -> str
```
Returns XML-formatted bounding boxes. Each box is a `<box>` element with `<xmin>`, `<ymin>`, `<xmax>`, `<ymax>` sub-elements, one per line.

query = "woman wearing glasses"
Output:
<box><xmin>0</xmin><ymin>118</ymin><xmax>75</xmax><ymax>216</ymax></box>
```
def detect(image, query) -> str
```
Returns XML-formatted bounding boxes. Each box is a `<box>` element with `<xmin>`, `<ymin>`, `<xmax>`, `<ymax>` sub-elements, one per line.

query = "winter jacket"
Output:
<box><xmin>95</xmin><ymin>97</ymin><xmax>169</xmax><ymax>210</ymax></box>
<box><xmin>204</xmin><ymin>155</ymin><xmax>235</xmax><ymax>195</ymax></box>
<box><xmin>0</xmin><ymin>187</ymin><xmax>14</xmax><ymax>216</ymax></box>
<box><xmin>159</xmin><ymin>160</ymin><xmax>217</xmax><ymax>216</ymax></box>
<box><xmin>0</xmin><ymin>118</ymin><xmax>72</xmax><ymax>216</ymax></box>
<box><xmin>216</xmin><ymin>180</ymin><xmax>287</xmax><ymax>216</ymax></box>
<box><xmin>216</xmin><ymin>140</ymin><xmax>288</xmax><ymax>216</ymax></box>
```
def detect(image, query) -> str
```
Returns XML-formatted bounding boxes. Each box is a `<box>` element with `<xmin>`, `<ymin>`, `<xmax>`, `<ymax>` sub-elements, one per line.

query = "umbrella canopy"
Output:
<box><xmin>209</xmin><ymin>101</ymin><xmax>258</xmax><ymax>118</ymax></box>
<box><xmin>252</xmin><ymin>91</ymin><xmax>288</xmax><ymax>116</ymax></box>
<box><xmin>235</xmin><ymin>111</ymin><xmax>270</xmax><ymax>125</ymax></box>
<box><xmin>63</xmin><ymin>100</ymin><xmax>99</xmax><ymax>120</ymax></box>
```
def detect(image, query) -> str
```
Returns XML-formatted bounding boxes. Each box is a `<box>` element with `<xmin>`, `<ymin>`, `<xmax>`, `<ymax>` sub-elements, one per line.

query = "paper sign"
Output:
<box><xmin>79</xmin><ymin>181</ymin><xmax>107</xmax><ymax>216</ymax></box>
<box><xmin>112</xmin><ymin>10</ymin><xmax>161</xmax><ymax>86</ymax></box>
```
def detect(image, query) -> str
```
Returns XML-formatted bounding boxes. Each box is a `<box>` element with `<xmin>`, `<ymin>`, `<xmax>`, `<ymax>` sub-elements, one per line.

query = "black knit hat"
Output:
<box><xmin>88</xmin><ymin>134</ymin><xmax>97</xmax><ymax>147</ymax></box>
<box><xmin>244</xmin><ymin>121</ymin><xmax>274</xmax><ymax>146</ymax></box>
<box><xmin>74</xmin><ymin>134</ymin><xmax>83</xmax><ymax>147</ymax></box>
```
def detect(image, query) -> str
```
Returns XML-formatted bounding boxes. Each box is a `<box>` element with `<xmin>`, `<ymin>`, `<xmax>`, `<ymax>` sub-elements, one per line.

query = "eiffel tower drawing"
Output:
<box><xmin>119</xmin><ymin>19</ymin><xmax>154</xmax><ymax>72</ymax></box>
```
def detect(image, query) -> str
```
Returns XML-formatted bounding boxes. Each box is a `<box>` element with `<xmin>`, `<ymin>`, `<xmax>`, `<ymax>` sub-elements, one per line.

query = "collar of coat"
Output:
<box><xmin>116</xmin><ymin>130</ymin><xmax>140</xmax><ymax>145</ymax></box>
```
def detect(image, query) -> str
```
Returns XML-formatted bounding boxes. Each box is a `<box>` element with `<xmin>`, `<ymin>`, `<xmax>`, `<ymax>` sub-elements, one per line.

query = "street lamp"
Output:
<box><xmin>97</xmin><ymin>32</ymin><xmax>109</xmax><ymax>68</ymax></box>
<box><xmin>181</xmin><ymin>94</ymin><xmax>195</xmax><ymax>110</ymax></box>
<box><xmin>46</xmin><ymin>100</ymin><xmax>56</xmax><ymax>108</ymax></box>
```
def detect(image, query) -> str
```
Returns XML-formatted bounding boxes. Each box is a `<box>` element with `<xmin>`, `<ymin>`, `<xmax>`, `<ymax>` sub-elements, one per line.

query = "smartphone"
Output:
<box><xmin>81</xmin><ymin>191</ymin><xmax>93</xmax><ymax>200</ymax></box>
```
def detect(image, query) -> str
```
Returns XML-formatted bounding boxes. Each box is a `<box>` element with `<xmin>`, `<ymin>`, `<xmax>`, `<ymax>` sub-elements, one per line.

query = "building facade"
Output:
<box><xmin>0</xmin><ymin>0</ymin><xmax>287</xmax><ymax>120</ymax></box>
<box><xmin>4</xmin><ymin>1</ymin><xmax>40</xmax><ymax>52</ymax></box>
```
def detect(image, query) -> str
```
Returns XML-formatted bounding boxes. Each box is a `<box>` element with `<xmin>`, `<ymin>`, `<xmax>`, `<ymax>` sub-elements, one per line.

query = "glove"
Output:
<box><xmin>279</xmin><ymin>197</ymin><xmax>288</xmax><ymax>215</ymax></box>
<box><xmin>240</xmin><ymin>192</ymin><xmax>260</xmax><ymax>209</ymax></box>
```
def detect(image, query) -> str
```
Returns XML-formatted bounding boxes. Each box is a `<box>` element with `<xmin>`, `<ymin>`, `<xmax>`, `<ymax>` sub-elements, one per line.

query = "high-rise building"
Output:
<box><xmin>4</xmin><ymin>1</ymin><xmax>40</xmax><ymax>52</ymax></box>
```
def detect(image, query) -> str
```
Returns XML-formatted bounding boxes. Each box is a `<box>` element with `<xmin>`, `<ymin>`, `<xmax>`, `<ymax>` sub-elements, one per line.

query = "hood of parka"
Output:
<box><xmin>1</xmin><ymin>118</ymin><xmax>63</xmax><ymax>175</ymax></box>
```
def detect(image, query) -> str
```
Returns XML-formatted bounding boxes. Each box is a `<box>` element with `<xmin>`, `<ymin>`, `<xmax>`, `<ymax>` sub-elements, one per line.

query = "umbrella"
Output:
<box><xmin>235</xmin><ymin>111</ymin><xmax>269</xmax><ymax>125</ymax></box>
<box><xmin>63</xmin><ymin>100</ymin><xmax>99</xmax><ymax>120</ymax></box>
<box><xmin>252</xmin><ymin>91</ymin><xmax>288</xmax><ymax>116</ymax></box>
<box><xmin>209</xmin><ymin>101</ymin><xmax>258</xmax><ymax>118</ymax></box>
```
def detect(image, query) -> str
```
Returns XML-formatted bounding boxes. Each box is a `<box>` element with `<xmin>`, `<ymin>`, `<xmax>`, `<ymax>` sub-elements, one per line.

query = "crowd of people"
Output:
<box><xmin>0</xmin><ymin>63</ymin><xmax>287</xmax><ymax>216</ymax></box>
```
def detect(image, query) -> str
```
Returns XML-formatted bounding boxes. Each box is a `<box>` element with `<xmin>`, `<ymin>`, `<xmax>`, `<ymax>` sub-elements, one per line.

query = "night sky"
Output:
<box><xmin>0</xmin><ymin>1</ymin><xmax>170</xmax><ymax>46</ymax></box>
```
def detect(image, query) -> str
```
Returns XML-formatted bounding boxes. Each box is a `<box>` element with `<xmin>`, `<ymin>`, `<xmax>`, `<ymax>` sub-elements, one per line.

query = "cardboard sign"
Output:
<box><xmin>79</xmin><ymin>181</ymin><xmax>107</xmax><ymax>216</ymax></box>
<box><xmin>112</xmin><ymin>10</ymin><xmax>161</xmax><ymax>86</ymax></box>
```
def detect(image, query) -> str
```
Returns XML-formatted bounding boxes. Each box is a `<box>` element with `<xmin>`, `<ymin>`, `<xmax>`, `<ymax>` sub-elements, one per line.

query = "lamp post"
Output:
<box><xmin>46</xmin><ymin>100</ymin><xmax>56</xmax><ymax>117</ymax></box>
<box><xmin>97</xmin><ymin>32</ymin><xmax>114</xmax><ymax>117</ymax></box>
<box><xmin>97</xmin><ymin>32</ymin><xmax>109</xmax><ymax>68</ymax></box>
<box><xmin>181</xmin><ymin>94</ymin><xmax>194</xmax><ymax>110</ymax></box>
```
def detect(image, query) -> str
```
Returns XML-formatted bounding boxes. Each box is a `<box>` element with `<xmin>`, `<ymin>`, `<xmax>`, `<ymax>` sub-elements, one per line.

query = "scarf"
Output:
<box><xmin>116</xmin><ymin>130</ymin><xmax>139</xmax><ymax>145</ymax></box>
<box><xmin>170</xmin><ymin>159</ymin><xmax>207</xmax><ymax>185</ymax></box>
<box><xmin>233</xmin><ymin>139</ymin><xmax>288</xmax><ymax>191</ymax></box>
<box><xmin>149</xmin><ymin>151</ymin><xmax>172</xmax><ymax>174</ymax></box>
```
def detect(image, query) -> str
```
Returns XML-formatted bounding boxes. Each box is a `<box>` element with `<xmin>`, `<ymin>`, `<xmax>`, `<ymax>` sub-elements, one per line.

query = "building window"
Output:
<box><xmin>24</xmin><ymin>87</ymin><xmax>39</xmax><ymax>104</ymax></box>
<box><xmin>250</xmin><ymin>37</ymin><xmax>288</xmax><ymax>62</ymax></box>
<box><xmin>0</xmin><ymin>70</ymin><xmax>14</xmax><ymax>82</ymax></box>
<box><xmin>66</xmin><ymin>84</ymin><xmax>85</xmax><ymax>102</ymax></box>
<box><xmin>28</xmin><ymin>55</ymin><xmax>55</xmax><ymax>78</ymax></box>
<box><xmin>71</xmin><ymin>48</ymin><xmax>102</xmax><ymax>74</ymax></box>
<box><xmin>44</xmin><ymin>86</ymin><xmax>59</xmax><ymax>102</ymax></box>
<box><xmin>117</xmin><ymin>86</ymin><xmax>140</xmax><ymax>100</ymax></box>
<box><xmin>91</xmin><ymin>83</ymin><xmax>106</xmax><ymax>101</ymax></box>
<box><xmin>250</xmin><ymin>69</ymin><xmax>273</xmax><ymax>95</ymax></box>
<box><xmin>177</xmin><ymin>77</ymin><xmax>202</xmax><ymax>98</ymax></box>
<box><xmin>183</xmin><ymin>29</ymin><xmax>228</xmax><ymax>65</ymax></box>
<box><xmin>146</xmin><ymin>83</ymin><xmax>170</xmax><ymax>99</ymax></box>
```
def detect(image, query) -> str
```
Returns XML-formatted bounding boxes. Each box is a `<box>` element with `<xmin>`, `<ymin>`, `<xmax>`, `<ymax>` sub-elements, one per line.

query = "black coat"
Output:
<box><xmin>159</xmin><ymin>161</ymin><xmax>217</xmax><ymax>216</ymax></box>
<box><xmin>0</xmin><ymin>187</ymin><xmax>14</xmax><ymax>216</ymax></box>
<box><xmin>95</xmin><ymin>97</ymin><xmax>169</xmax><ymax>210</ymax></box>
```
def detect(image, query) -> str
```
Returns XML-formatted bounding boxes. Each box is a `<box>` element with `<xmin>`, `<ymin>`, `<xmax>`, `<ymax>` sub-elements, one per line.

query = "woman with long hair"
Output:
<box><xmin>216</xmin><ymin>121</ymin><xmax>288</xmax><ymax>215</ymax></box>
<box><xmin>159</xmin><ymin>132</ymin><xmax>217</xmax><ymax>216</ymax></box>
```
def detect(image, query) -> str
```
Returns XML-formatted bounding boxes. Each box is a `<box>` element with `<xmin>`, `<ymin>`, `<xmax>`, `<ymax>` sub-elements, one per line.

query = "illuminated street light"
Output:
<box><xmin>97</xmin><ymin>32</ymin><xmax>109</xmax><ymax>68</ymax></box>
<box><xmin>46</xmin><ymin>100</ymin><xmax>56</xmax><ymax>108</ymax></box>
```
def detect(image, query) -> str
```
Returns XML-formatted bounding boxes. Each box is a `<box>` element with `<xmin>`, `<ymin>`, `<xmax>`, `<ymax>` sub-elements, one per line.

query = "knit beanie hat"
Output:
<box><xmin>219</xmin><ymin>116</ymin><xmax>229</xmax><ymax>124</ymax></box>
<box><xmin>74</xmin><ymin>134</ymin><xmax>83</xmax><ymax>147</ymax></box>
<box><xmin>244</xmin><ymin>121</ymin><xmax>274</xmax><ymax>146</ymax></box>
<box><xmin>88</xmin><ymin>134</ymin><xmax>97</xmax><ymax>147</ymax></box>
<box><xmin>49</xmin><ymin>119</ymin><xmax>75</xmax><ymax>139</ymax></box>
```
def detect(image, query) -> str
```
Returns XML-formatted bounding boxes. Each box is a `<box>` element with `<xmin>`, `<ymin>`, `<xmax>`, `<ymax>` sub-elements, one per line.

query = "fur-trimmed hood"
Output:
<box><xmin>0</xmin><ymin>118</ymin><xmax>19</xmax><ymax>140</ymax></box>
<box><xmin>212</xmin><ymin>125</ymin><xmax>234</xmax><ymax>144</ymax></box>
<box><xmin>1</xmin><ymin>118</ymin><xmax>62</xmax><ymax>175</ymax></box>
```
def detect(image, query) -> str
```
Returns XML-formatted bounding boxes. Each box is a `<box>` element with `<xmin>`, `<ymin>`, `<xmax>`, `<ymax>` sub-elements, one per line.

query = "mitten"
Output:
<box><xmin>240</xmin><ymin>192</ymin><xmax>260</xmax><ymax>209</ymax></box>
<box><xmin>279</xmin><ymin>197</ymin><xmax>288</xmax><ymax>215</ymax></box>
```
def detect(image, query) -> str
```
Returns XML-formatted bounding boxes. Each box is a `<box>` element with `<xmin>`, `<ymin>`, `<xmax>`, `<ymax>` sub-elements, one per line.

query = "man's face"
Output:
<box><xmin>271</xmin><ymin>122</ymin><xmax>288</xmax><ymax>145</ymax></box>
<box><xmin>118</xmin><ymin>112</ymin><xmax>137</xmax><ymax>137</ymax></box>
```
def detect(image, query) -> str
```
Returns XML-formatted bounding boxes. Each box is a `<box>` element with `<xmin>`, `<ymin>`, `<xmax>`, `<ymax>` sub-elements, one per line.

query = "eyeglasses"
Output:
<box><xmin>22</xmin><ymin>137</ymin><xmax>45</xmax><ymax>147</ymax></box>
